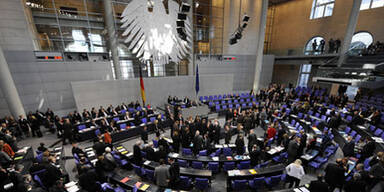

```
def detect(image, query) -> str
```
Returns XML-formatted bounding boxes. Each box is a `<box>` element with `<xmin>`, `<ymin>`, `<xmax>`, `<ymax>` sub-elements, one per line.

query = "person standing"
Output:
<box><xmin>342</xmin><ymin>136</ymin><xmax>355</xmax><ymax>157</ymax></box>
<box><xmin>193</xmin><ymin>131</ymin><xmax>204</xmax><ymax>155</ymax></box>
<box><xmin>285</xmin><ymin>159</ymin><xmax>305</xmax><ymax>188</ymax></box>
<box><xmin>154</xmin><ymin>159</ymin><xmax>170</xmax><ymax>189</ymax></box>
<box><xmin>335</xmin><ymin>39</ymin><xmax>341</xmax><ymax>53</ymax></box>
<box><xmin>328</xmin><ymin>38</ymin><xmax>335</xmax><ymax>53</ymax></box>
<box><xmin>320</xmin><ymin>39</ymin><xmax>326</xmax><ymax>54</ymax></box>
<box><xmin>140</xmin><ymin>126</ymin><xmax>148</xmax><ymax>143</ymax></box>
<box><xmin>287</xmin><ymin>137</ymin><xmax>300</xmax><ymax>164</ymax></box>
<box><xmin>324</xmin><ymin>159</ymin><xmax>346</xmax><ymax>191</ymax></box>
<box><xmin>224</xmin><ymin>125</ymin><xmax>232</xmax><ymax>144</ymax></box>
<box><xmin>308</xmin><ymin>174</ymin><xmax>329</xmax><ymax>192</ymax></box>
<box><xmin>62</xmin><ymin>118</ymin><xmax>73</xmax><ymax>145</ymax></box>
<box><xmin>248</xmin><ymin>129</ymin><xmax>257</xmax><ymax>153</ymax></box>
<box><xmin>168</xmin><ymin>158</ymin><xmax>180</xmax><ymax>189</ymax></box>
<box><xmin>235</xmin><ymin>134</ymin><xmax>245</xmax><ymax>155</ymax></box>
<box><xmin>312</xmin><ymin>39</ymin><xmax>318</xmax><ymax>54</ymax></box>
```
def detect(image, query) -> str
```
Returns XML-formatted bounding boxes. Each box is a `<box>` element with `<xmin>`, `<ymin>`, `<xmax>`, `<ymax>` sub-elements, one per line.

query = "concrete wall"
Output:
<box><xmin>259</xmin><ymin>55</ymin><xmax>275</xmax><ymax>89</ymax></box>
<box><xmin>71</xmin><ymin>74</ymin><xmax>234</xmax><ymax>111</ymax></box>
<box><xmin>0</xmin><ymin>0</ymin><xmax>35</xmax><ymax>51</ymax></box>
<box><xmin>0</xmin><ymin>50</ymin><xmax>113</xmax><ymax>117</ymax></box>
<box><xmin>270</xmin><ymin>0</ymin><xmax>384</xmax><ymax>56</ymax></box>
<box><xmin>196</xmin><ymin>55</ymin><xmax>256</xmax><ymax>91</ymax></box>
<box><xmin>223</xmin><ymin>0</ymin><xmax>262</xmax><ymax>55</ymax></box>
<box><xmin>271</xmin><ymin>64</ymin><xmax>301</xmax><ymax>86</ymax></box>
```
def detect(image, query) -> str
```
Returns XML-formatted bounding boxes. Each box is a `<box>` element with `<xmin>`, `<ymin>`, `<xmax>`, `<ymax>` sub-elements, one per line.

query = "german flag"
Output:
<box><xmin>139</xmin><ymin>66</ymin><xmax>146</xmax><ymax>106</ymax></box>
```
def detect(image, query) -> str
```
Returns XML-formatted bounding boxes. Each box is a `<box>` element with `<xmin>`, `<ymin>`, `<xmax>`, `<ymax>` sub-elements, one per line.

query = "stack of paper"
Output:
<box><xmin>143</xmin><ymin>161</ymin><xmax>150</xmax><ymax>165</ymax></box>
<box><xmin>212</xmin><ymin>157</ymin><xmax>219</xmax><ymax>161</ymax></box>
<box><xmin>140</xmin><ymin>184</ymin><xmax>150</xmax><ymax>191</ymax></box>
<box><xmin>249</xmin><ymin>169</ymin><xmax>257</xmax><ymax>174</ymax></box>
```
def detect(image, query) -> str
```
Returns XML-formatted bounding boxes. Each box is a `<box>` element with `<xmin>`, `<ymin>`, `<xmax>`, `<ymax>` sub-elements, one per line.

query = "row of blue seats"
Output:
<box><xmin>308</xmin><ymin>144</ymin><xmax>339</xmax><ymax>170</ymax></box>
<box><xmin>78</xmin><ymin>115</ymin><xmax>164</xmax><ymax>131</ymax></box>
<box><xmin>231</xmin><ymin>174</ymin><xmax>287</xmax><ymax>191</ymax></box>
<box><xmin>133</xmin><ymin>164</ymin><xmax>210</xmax><ymax>191</ymax></box>
<box><xmin>199</xmin><ymin>93</ymin><xmax>252</xmax><ymax>102</ymax></box>
<box><xmin>214</xmin><ymin>102</ymin><xmax>254</xmax><ymax>112</ymax></box>
<box><xmin>208</xmin><ymin>97</ymin><xmax>257</xmax><ymax>106</ymax></box>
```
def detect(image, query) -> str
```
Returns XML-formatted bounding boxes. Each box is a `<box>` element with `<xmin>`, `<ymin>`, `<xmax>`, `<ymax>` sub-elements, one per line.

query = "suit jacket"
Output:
<box><xmin>342</xmin><ymin>141</ymin><xmax>355</xmax><ymax>157</ymax></box>
<box><xmin>193</xmin><ymin>135</ymin><xmax>204</xmax><ymax>154</ymax></box>
<box><xmin>308</xmin><ymin>180</ymin><xmax>329</xmax><ymax>192</ymax></box>
<box><xmin>324</xmin><ymin>163</ymin><xmax>345</xmax><ymax>187</ymax></box>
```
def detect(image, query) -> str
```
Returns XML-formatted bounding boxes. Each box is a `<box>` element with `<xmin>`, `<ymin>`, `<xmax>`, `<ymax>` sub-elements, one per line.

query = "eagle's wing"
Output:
<box><xmin>121</xmin><ymin>0</ymin><xmax>192</xmax><ymax>64</ymax></box>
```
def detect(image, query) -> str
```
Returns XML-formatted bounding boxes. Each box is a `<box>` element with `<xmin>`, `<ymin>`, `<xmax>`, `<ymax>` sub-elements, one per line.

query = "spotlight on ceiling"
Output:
<box><xmin>178</xmin><ymin>13</ymin><xmax>187</xmax><ymax>20</ymax></box>
<box><xmin>176</xmin><ymin>20</ymin><xmax>185</xmax><ymax>27</ymax></box>
<box><xmin>195</xmin><ymin>2</ymin><xmax>199</xmax><ymax>8</ymax></box>
<box><xmin>242</xmin><ymin>15</ymin><xmax>250</xmax><ymax>22</ymax></box>
<box><xmin>242</xmin><ymin>23</ymin><xmax>248</xmax><ymax>29</ymax></box>
<box><xmin>181</xmin><ymin>3</ymin><xmax>191</xmax><ymax>12</ymax></box>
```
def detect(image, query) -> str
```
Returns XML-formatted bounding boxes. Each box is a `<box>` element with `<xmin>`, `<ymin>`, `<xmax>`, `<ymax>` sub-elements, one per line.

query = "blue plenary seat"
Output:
<box><xmin>192</xmin><ymin>161</ymin><xmax>203</xmax><ymax>169</ymax></box>
<box><xmin>195</xmin><ymin>178</ymin><xmax>209</xmax><ymax>191</ymax></box>
<box><xmin>179</xmin><ymin>176</ymin><xmax>192</xmax><ymax>190</ymax></box>
<box><xmin>182</xmin><ymin>148</ymin><xmax>193</xmax><ymax>156</ymax></box>
<box><xmin>237</xmin><ymin>161</ymin><xmax>251</xmax><ymax>170</ymax></box>
<box><xmin>249</xmin><ymin>177</ymin><xmax>265</xmax><ymax>189</ymax></box>
<box><xmin>78</xmin><ymin>124</ymin><xmax>86</xmax><ymax>130</ymax></box>
<box><xmin>231</xmin><ymin>179</ymin><xmax>248</xmax><ymax>191</ymax></box>
<box><xmin>119</xmin><ymin>123</ymin><xmax>127</xmax><ymax>130</ymax></box>
<box><xmin>178</xmin><ymin>159</ymin><xmax>188</xmax><ymax>168</ymax></box>
<box><xmin>223</xmin><ymin>162</ymin><xmax>235</xmax><ymax>171</ymax></box>
<box><xmin>208</xmin><ymin>162</ymin><xmax>219</xmax><ymax>173</ymax></box>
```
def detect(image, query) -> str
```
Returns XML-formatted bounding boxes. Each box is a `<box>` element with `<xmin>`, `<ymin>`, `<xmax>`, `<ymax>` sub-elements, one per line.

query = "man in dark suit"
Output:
<box><xmin>141</xmin><ymin>126</ymin><xmax>148</xmax><ymax>143</ymax></box>
<box><xmin>212</xmin><ymin>119</ymin><xmax>221</xmax><ymax>144</ymax></box>
<box><xmin>249</xmin><ymin>145</ymin><xmax>260</xmax><ymax>166</ymax></box>
<box><xmin>342</xmin><ymin>136</ymin><xmax>355</xmax><ymax>157</ymax></box>
<box><xmin>324</xmin><ymin>159</ymin><xmax>346</xmax><ymax>191</ymax></box>
<box><xmin>193</xmin><ymin>131</ymin><xmax>204</xmax><ymax>155</ymax></box>
<box><xmin>43</xmin><ymin>156</ymin><xmax>63</xmax><ymax>188</ymax></box>
<box><xmin>248</xmin><ymin>129</ymin><xmax>257</xmax><ymax>153</ymax></box>
<box><xmin>93</xmin><ymin>138</ymin><xmax>106</xmax><ymax>156</ymax></box>
<box><xmin>168</xmin><ymin>158</ymin><xmax>180</xmax><ymax>189</ymax></box>
<box><xmin>144</xmin><ymin>143</ymin><xmax>156</xmax><ymax>161</ymax></box>
<box><xmin>224</xmin><ymin>125</ymin><xmax>232</xmax><ymax>144</ymax></box>
<box><xmin>298</xmin><ymin>130</ymin><xmax>307</xmax><ymax>157</ymax></box>
<box><xmin>133</xmin><ymin>141</ymin><xmax>142</xmax><ymax>165</ymax></box>
<box><xmin>287</xmin><ymin>137</ymin><xmax>300</xmax><ymax>164</ymax></box>
<box><xmin>62</xmin><ymin>118</ymin><xmax>73</xmax><ymax>145</ymax></box>
<box><xmin>308</xmin><ymin>175</ymin><xmax>329</xmax><ymax>192</ymax></box>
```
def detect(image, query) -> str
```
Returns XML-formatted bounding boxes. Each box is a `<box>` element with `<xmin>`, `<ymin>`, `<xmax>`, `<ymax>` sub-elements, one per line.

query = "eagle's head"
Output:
<box><xmin>121</xmin><ymin>0</ymin><xmax>192</xmax><ymax>65</ymax></box>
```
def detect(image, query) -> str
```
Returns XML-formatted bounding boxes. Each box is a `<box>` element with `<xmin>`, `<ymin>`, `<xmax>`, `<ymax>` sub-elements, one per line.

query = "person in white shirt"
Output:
<box><xmin>285</xmin><ymin>159</ymin><xmax>305</xmax><ymax>188</ymax></box>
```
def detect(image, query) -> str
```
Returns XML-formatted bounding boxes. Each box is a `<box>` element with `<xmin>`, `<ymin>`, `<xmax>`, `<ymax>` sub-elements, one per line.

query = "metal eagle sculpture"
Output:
<box><xmin>121</xmin><ymin>0</ymin><xmax>192</xmax><ymax>65</ymax></box>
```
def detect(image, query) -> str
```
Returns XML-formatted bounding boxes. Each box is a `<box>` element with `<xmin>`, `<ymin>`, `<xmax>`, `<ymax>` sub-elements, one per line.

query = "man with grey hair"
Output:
<box><xmin>344</xmin><ymin>172</ymin><xmax>365</xmax><ymax>192</ymax></box>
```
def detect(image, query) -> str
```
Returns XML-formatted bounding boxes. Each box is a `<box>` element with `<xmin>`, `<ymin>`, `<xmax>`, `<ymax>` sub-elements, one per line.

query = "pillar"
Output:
<box><xmin>0</xmin><ymin>45</ymin><xmax>25</xmax><ymax>118</ymax></box>
<box><xmin>103</xmin><ymin>0</ymin><xmax>121</xmax><ymax>79</ymax></box>
<box><xmin>187</xmin><ymin>0</ymin><xmax>194</xmax><ymax>76</ymax></box>
<box><xmin>337</xmin><ymin>0</ymin><xmax>362</xmax><ymax>67</ymax></box>
<box><xmin>252</xmin><ymin>0</ymin><xmax>268</xmax><ymax>91</ymax></box>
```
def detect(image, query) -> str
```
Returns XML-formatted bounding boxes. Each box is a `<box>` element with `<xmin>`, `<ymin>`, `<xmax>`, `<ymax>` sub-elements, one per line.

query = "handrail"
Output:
<box><xmin>319</xmin><ymin>43</ymin><xmax>364</xmax><ymax>68</ymax></box>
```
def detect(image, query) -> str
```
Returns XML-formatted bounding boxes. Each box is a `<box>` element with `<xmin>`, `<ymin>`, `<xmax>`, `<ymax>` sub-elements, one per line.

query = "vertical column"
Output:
<box><xmin>187</xmin><ymin>0</ymin><xmax>194</xmax><ymax>76</ymax></box>
<box><xmin>0</xmin><ymin>45</ymin><xmax>25</xmax><ymax>118</ymax></box>
<box><xmin>252</xmin><ymin>0</ymin><xmax>268</xmax><ymax>91</ymax></box>
<box><xmin>337</xmin><ymin>0</ymin><xmax>362</xmax><ymax>67</ymax></box>
<box><xmin>103</xmin><ymin>0</ymin><xmax>121</xmax><ymax>79</ymax></box>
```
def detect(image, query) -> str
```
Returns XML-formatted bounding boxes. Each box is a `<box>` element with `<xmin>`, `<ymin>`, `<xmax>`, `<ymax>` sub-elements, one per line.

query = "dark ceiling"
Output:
<box><xmin>269</xmin><ymin>0</ymin><xmax>292</xmax><ymax>5</ymax></box>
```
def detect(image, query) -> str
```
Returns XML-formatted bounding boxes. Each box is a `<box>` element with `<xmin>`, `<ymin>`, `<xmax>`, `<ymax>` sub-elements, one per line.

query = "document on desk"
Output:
<box><xmin>299</xmin><ymin>187</ymin><xmax>310</xmax><ymax>192</ymax></box>
<box><xmin>215</xmin><ymin>144</ymin><xmax>223</xmax><ymax>148</ymax></box>
<box><xmin>293</xmin><ymin>188</ymin><xmax>302</xmax><ymax>192</ymax></box>
<box><xmin>143</xmin><ymin>161</ymin><xmax>150</xmax><ymax>165</ymax></box>
<box><xmin>212</xmin><ymin>157</ymin><xmax>219</xmax><ymax>161</ymax></box>
<box><xmin>228</xmin><ymin>144</ymin><xmax>236</xmax><ymax>148</ymax></box>
<box><xmin>170</xmin><ymin>153</ymin><xmax>179</xmax><ymax>158</ymax></box>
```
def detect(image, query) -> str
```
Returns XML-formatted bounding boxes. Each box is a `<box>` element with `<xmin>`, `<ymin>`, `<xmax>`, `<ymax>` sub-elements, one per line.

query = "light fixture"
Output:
<box><xmin>181</xmin><ymin>3</ymin><xmax>191</xmax><ymax>12</ymax></box>
<box><xmin>195</xmin><ymin>1</ymin><xmax>199</xmax><ymax>8</ymax></box>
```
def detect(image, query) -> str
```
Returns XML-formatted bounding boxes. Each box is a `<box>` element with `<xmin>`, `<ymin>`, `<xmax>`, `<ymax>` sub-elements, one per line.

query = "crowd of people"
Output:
<box><xmin>362</xmin><ymin>41</ymin><xmax>384</xmax><ymax>56</ymax></box>
<box><xmin>0</xmin><ymin>83</ymin><xmax>384</xmax><ymax>191</ymax></box>
<box><xmin>309</xmin><ymin>38</ymin><xmax>342</xmax><ymax>55</ymax></box>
